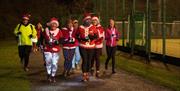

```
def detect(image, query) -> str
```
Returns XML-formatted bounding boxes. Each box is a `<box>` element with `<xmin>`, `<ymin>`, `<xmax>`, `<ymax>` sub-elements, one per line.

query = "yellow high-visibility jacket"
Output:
<box><xmin>14</xmin><ymin>23</ymin><xmax>37</xmax><ymax>46</ymax></box>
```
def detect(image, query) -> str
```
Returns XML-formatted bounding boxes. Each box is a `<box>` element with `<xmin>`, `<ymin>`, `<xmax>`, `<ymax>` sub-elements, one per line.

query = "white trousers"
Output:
<box><xmin>44</xmin><ymin>52</ymin><xmax>59</xmax><ymax>77</ymax></box>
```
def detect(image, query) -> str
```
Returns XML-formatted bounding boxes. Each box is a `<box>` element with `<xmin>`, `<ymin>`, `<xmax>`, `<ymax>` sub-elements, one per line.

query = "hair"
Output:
<box><xmin>108</xmin><ymin>18</ymin><xmax>116</xmax><ymax>28</ymax></box>
<box><xmin>72</xmin><ymin>19</ymin><xmax>78</xmax><ymax>23</ymax></box>
<box><xmin>66</xmin><ymin>19</ymin><xmax>73</xmax><ymax>24</ymax></box>
<box><xmin>37</xmin><ymin>22</ymin><xmax>42</xmax><ymax>27</ymax></box>
<box><xmin>65</xmin><ymin>19</ymin><xmax>73</xmax><ymax>28</ymax></box>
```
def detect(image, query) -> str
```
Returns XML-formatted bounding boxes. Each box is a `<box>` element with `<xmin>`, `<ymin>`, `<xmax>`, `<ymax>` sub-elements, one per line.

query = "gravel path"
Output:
<box><xmin>28</xmin><ymin>52</ymin><xmax>172</xmax><ymax>91</ymax></box>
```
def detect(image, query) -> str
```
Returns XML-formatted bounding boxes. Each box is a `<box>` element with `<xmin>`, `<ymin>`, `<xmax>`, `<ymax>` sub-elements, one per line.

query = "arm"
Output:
<box><xmin>14</xmin><ymin>24</ymin><xmax>21</xmax><ymax>36</ymax></box>
<box><xmin>32</xmin><ymin>25</ymin><xmax>37</xmax><ymax>38</ymax></box>
<box><xmin>88</xmin><ymin>26</ymin><xmax>98</xmax><ymax>40</ymax></box>
<box><xmin>105</xmin><ymin>29</ymin><xmax>110</xmax><ymax>40</ymax></box>
<box><xmin>96</xmin><ymin>28</ymin><xmax>104</xmax><ymax>41</ymax></box>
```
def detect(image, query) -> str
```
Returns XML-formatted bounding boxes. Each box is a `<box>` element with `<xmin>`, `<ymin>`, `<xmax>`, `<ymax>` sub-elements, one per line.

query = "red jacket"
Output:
<box><xmin>43</xmin><ymin>28</ymin><xmax>62</xmax><ymax>52</ymax></box>
<box><xmin>78</xmin><ymin>24</ymin><xmax>98</xmax><ymax>49</ymax></box>
<box><xmin>105</xmin><ymin>27</ymin><xmax>120</xmax><ymax>47</ymax></box>
<box><xmin>61</xmin><ymin>27</ymin><xmax>78</xmax><ymax>49</ymax></box>
<box><xmin>94</xmin><ymin>24</ymin><xmax>104</xmax><ymax>48</ymax></box>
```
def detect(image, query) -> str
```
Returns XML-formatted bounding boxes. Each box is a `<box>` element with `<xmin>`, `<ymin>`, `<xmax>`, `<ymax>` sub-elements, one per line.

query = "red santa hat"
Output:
<box><xmin>22</xmin><ymin>14</ymin><xmax>31</xmax><ymax>20</ymax></box>
<box><xmin>92</xmin><ymin>15</ymin><xmax>100</xmax><ymax>23</ymax></box>
<box><xmin>83</xmin><ymin>13</ymin><xmax>91</xmax><ymax>21</ymax></box>
<box><xmin>49</xmin><ymin>17</ymin><xmax>59</xmax><ymax>27</ymax></box>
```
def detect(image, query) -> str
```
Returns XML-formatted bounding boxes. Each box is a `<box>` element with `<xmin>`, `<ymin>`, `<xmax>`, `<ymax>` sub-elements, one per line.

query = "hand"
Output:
<box><xmin>85</xmin><ymin>36</ymin><xmax>90</xmax><ymax>41</ymax></box>
<box><xmin>15</xmin><ymin>36</ymin><xmax>19</xmax><ymax>43</ymax></box>
<box><xmin>88</xmin><ymin>34</ymin><xmax>97</xmax><ymax>40</ymax></box>
<box><xmin>81</xmin><ymin>36</ymin><xmax>89</xmax><ymax>42</ymax></box>
<box><xmin>29</xmin><ymin>34</ymin><xmax>33</xmax><ymax>38</ymax></box>
<box><xmin>111</xmin><ymin>34</ymin><xmax>116</xmax><ymax>38</ymax></box>
<box><xmin>69</xmin><ymin>38</ymin><xmax>75</xmax><ymax>44</ymax></box>
<box><xmin>69</xmin><ymin>37</ymin><xmax>74</xmax><ymax>42</ymax></box>
<box><xmin>32</xmin><ymin>45</ymin><xmax>38</xmax><ymax>53</ymax></box>
<box><xmin>33</xmin><ymin>47</ymin><xmax>38</xmax><ymax>53</ymax></box>
<box><xmin>54</xmin><ymin>40</ymin><xmax>59</xmax><ymax>45</ymax></box>
<box><xmin>17</xmin><ymin>32</ymin><xmax>21</xmax><ymax>35</ymax></box>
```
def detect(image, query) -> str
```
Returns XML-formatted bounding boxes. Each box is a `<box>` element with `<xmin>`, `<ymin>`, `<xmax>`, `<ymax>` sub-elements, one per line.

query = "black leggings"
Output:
<box><xmin>91</xmin><ymin>48</ymin><xmax>102</xmax><ymax>71</ymax></box>
<box><xmin>79</xmin><ymin>47</ymin><xmax>94</xmax><ymax>73</ymax></box>
<box><xmin>105</xmin><ymin>46</ymin><xmax>117</xmax><ymax>72</ymax></box>
<box><xmin>18</xmin><ymin>45</ymin><xmax>32</xmax><ymax>68</ymax></box>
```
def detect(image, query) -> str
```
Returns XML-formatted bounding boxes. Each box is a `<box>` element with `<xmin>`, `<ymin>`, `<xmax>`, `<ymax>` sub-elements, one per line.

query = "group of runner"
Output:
<box><xmin>14</xmin><ymin>13</ymin><xmax>120</xmax><ymax>83</ymax></box>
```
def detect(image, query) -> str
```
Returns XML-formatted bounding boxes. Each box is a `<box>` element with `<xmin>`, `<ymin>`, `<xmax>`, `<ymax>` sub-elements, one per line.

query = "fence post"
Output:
<box><xmin>130</xmin><ymin>0</ymin><xmax>136</xmax><ymax>56</ymax></box>
<box><xmin>122</xmin><ymin>0</ymin><xmax>125</xmax><ymax>47</ymax></box>
<box><xmin>146</xmin><ymin>0</ymin><xmax>151</xmax><ymax>63</ymax></box>
<box><xmin>161</xmin><ymin>0</ymin><xmax>166</xmax><ymax>61</ymax></box>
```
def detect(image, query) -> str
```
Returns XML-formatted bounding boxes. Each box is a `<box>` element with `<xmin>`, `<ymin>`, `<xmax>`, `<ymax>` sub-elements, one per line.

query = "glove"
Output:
<box><xmin>15</xmin><ymin>36</ymin><xmax>19</xmax><ymax>42</ymax></box>
<box><xmin>85</xmin><ymin>36</ymin><xmax>90</xmax><ymax>41</ymax></box>
<box><xmin>69</xmin><ymin>38</ymin><xmax>75</xmax><ymax>44</ymax></box>
<box><xmin>29</xmin><ymin>34</ymin><xmax>33</xmax><ymax>38</ymax></box>
<box><xmin>111</xmin><ymin>34</ymin><xmax>116</xmax><ymax>38</ymax></box>
<box><xmin>54</xmin><ymin>40</ymin><xmax>59</xmax><ymax>45</ymax></box>
<box><xmin>88</xmin><ymin>34</ymin><xmax>97</xmax><ymax>40</ymax></box>
<box><xmin>17</xmin><ymin>32</ymin><xmax>21</xmax><ymax>35</ymax></box>
<box><xmin>88</xmin><ymin>35</ymin><xmax>93</xmax><ymax>40</ymax></box>
<box><xmin>94</xmin><ymin>34</ymin><xmax>98</xmax><ymax>39</ymax></box>
<box><xmin>81</xmin><ymin>36</ymin><xmax>89</xmax><ymax>42</ymax></box>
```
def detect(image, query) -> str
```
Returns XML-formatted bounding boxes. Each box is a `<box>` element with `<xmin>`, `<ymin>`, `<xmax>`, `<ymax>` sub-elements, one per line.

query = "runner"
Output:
<box><xmin>41</xmin><ymin>17</ymin><xmax>63</xmax><ymax>83</ymax></box>
<box><xmin>61</xmin><ymin>19</ymin><xmax>78</xmax><ymax>78</ymax></box>
<box><xmin>105</xmin><ymin>19</ymin><xmax>120</xmax><ymax>74</ymax></box>
<box><xmin>14</xmin><ymin>13</ymin><xmax>37</xmax><ymax>71</ymax></box>
<box><xmin>71</xmin><ymin>19</ymin><xmax>81</xmax><ymax>72</ymax></box>
<box><xmin>90</xmin><ymin>15</ymin><xmax>104</xmax><ymax>78</ymax></box>
<box><xmin>77</xmin><ymin>13</ymin><xmax>98</xmax><ymax>81</ymax></box>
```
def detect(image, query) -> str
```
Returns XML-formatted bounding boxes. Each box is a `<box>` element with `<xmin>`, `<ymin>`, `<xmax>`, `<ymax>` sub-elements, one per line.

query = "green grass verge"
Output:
<box><xmin>100</xmin><ymin>54</ymin><xmax>180</xmax><ymax>91</ymax></box>
<box><xmin>0</xmin><ymin>40</ymin><xmax>180</xmax><ymax>91</ymax></box>
<box><xmin>0</xmin><ymin>40</ymin><xmax>30</xmax><ymax>91</ymax></box>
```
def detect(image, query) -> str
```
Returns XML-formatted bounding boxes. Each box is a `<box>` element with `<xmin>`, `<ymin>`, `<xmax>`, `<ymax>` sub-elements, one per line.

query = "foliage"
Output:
<box><xmin>0</xmin><ymin>0</ymin><xmax>94</xmax><ymax>39</ymax></box>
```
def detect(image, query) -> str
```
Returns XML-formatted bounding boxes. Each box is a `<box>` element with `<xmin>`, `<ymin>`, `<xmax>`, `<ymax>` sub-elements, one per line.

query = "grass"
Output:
<box><xmin>0</xmin><ymin>40</ymin><xmax>180</xmax><ymax>91</ymax></box>
<box><xmin>0</xmin><ymin>40</ymin><xmax>30</xmax><ymax>91</ymax></box>
<box><xmin>100</xmin><ymin>53</ymin><xmax>180</xmax><ymax>91</ymax></box>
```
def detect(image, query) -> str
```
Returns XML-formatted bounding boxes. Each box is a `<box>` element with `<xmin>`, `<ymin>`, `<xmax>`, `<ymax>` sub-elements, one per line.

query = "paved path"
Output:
<box><xmin>28</xmin><ymin>52</ymin><xmax>172</xmax><ymax>91</ymax></box>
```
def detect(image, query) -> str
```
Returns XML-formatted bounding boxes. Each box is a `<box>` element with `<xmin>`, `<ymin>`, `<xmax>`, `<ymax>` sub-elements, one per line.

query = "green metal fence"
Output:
<box><xmin>93</xmin><ymin>0</ymin><xmax>180</xmax><ymax>60</ymax></box>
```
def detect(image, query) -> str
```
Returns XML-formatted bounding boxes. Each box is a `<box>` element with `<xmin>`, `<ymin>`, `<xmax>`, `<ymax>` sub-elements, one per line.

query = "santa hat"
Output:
<box><xmin>22</xmin><ymin>14</ymin><xmax>31</xmax><ymax>20</ymax></box>
<box><xmin>49</xmin><ymin>17</ymin><xmax>59</xmax><ymax>27</ymax></box>
<box><xmin>83</xmin><ymin>13</ymin><xmax>91</xmax><ymax>21</ymax></box>
<box><xmin>92</xmin><ymin>16</ymin><xmax>100</xmax><ymax>23</ymax></box>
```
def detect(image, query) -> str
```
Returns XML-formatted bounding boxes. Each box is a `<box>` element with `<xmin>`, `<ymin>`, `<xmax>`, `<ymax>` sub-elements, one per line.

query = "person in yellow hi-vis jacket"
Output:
<box><xmin>14</xmin><ymin>13</ymin><xmax>37</xmax><ymax>71</ymax></box>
